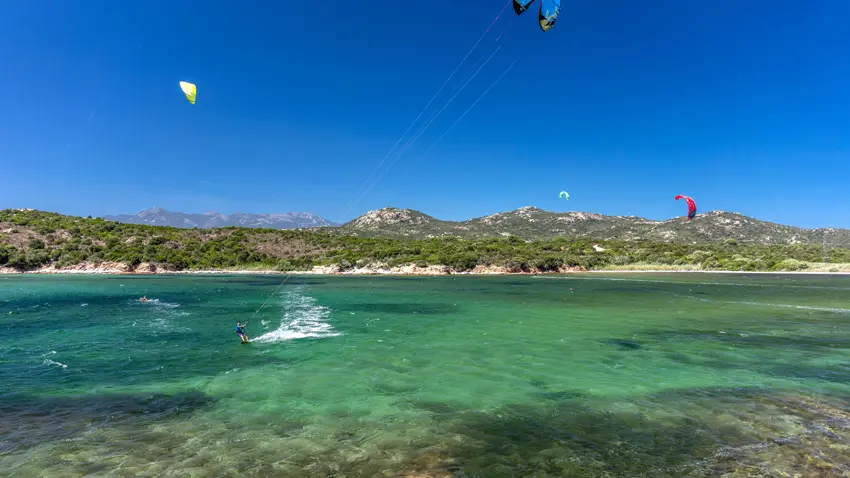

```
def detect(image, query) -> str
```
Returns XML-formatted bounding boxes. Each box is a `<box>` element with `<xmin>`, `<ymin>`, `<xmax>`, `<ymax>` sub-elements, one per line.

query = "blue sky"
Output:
<box><xmin>1</xmin><ymin>0</ymin><xmax>848</xmax><ymax>228</ymax></box>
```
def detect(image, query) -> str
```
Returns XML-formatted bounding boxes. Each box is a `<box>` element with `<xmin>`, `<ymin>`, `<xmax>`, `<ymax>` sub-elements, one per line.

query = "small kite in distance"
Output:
<box><xmin>559</xmin><ymin>191</ymin><xmax>569</xmax><ymax>200</ymax></box>
<box><xmin>179</xmin><ymin>81</ymin><xmax>197</xmax><ymax>104</ymax></box>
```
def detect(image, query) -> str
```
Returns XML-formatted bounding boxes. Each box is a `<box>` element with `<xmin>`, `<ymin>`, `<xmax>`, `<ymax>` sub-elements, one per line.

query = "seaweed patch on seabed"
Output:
<box><xmin>0</xmin><ymin>391</ymin><xmax>215</xmax><ymax>454</ymax></box>
<box><xmin>690</xmin><ymin>393</ymin><xmax>850</xmax><ymax>477</ymax></box>
<box><xmin>5</xmin><ymin>389</ymin><xmax>847</xmax><ymax>477</ymax></box>
<box><xmin>393</xmin><ymin>388</ymin><xmax>850</xmax><ymax>478</ymax></box>
<box><xmin>604</xmin><ymin>338</ymin><xmax>643</xmax><ymax>350</ymax></box>
<box><xmin>396</xmin><ymin>397</ymin><xmax>729</xmax><ymax>477</ymax></box>
<box><xmin>654</xmin><ymin>328</ymin><xmax>850</xmax><ymax>384</ymax></box>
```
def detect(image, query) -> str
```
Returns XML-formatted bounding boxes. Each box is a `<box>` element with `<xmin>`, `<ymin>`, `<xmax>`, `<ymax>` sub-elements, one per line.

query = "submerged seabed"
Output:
<box><xmin>1</xmin><ymin>273</ymin><xmax>848</xmax><ymax>477</ymax></box>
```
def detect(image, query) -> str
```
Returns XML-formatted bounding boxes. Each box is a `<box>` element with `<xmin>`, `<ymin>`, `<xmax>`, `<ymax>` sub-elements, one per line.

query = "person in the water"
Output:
<box><xmin>139</xmin><ymin>296</ymin><xmax>149</xmax><ymax>302</ymax></box>
<box><xmin>236</xmin><ymin>321</ymin><xmax>250</xmax><ymax>343</ymax></box>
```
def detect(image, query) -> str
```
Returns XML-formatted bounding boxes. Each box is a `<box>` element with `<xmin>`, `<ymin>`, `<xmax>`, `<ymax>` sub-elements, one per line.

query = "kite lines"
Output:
<box><xmin>340</xmin><ymin>0</ymin><xmax>519</xmax><ymax>220</ymax></box>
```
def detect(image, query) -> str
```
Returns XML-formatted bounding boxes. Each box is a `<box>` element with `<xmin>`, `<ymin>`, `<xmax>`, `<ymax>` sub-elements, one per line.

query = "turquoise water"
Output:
<box><xmin>1</xmin><ymin>273</ymin><xmax>849</xmax><ymax>477</ymax></box>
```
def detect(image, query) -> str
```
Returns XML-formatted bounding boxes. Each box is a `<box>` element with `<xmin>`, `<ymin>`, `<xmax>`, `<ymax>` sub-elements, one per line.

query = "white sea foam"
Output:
<box><xmin>134</xmin><ymin>299</ymin><xmax>191</xmax><ymax>332</ymax></box>
<box><xmin>137</xmin><ymin>298</ymin><xmax>181</xmax><ymax>309</ymax></box>
<box><xmin>43</xmin><ymin>359</ymin><xmax>68</xmax><ymax>369</ymax></box>
<box><xmin>253</xmin><ymin>287</ymin><xmax>340</xmax><ymax>343</ymax></box>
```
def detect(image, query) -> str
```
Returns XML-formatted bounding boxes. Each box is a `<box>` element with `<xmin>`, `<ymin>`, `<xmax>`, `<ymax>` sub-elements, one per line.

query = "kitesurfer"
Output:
<box><xmin>139</xmin><ymin>296</ymin><xmax>149</xmax><ymax>302</ymax></box>
<box><xmin>236</xmin><ymin>321</ymin><xmax>250</xmax><ymax>343</ymax></box>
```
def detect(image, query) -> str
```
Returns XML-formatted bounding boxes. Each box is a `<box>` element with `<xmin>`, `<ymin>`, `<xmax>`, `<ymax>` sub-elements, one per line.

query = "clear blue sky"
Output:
<box><xmin>1</xmin><ymin>0</ymin><xmax>848</xmax><ymax>227</ymax></box>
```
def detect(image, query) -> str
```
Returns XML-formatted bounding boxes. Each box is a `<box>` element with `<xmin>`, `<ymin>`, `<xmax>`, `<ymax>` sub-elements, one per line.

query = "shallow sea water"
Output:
<box><xmin>1</xmin><ymin>273</ymin><xmax>848</xmax><ymax>477</ymax></box>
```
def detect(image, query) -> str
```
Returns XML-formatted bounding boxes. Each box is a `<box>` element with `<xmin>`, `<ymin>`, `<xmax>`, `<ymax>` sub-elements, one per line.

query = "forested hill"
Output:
<box><xmin>1</xmin><ymin>209</ymin><xmax>849</xmax><ymax>273</ymax></box>
<box><xmin>341</xmin><ymin>206</ymin><xmax>850</xmax><ymax>246</ymax></box>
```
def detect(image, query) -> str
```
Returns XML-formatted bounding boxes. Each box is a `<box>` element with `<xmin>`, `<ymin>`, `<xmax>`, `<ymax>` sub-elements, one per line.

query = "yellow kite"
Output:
<box><xmin>179</xmin><ymin>81</ymin><xmax>197</xmax><ymax>104</ymax></box>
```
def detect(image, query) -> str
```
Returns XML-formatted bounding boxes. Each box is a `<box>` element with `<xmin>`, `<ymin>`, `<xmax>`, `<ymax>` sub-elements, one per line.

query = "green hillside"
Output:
<box><xmin>341</xmin><ymin>207</ymin><xmax>850</xmax><ymax>246</ymax></box>
<box><xmin>2</xmin><ymin>209</ymin><xmax>849</xmax><ymax>273</ymax></box>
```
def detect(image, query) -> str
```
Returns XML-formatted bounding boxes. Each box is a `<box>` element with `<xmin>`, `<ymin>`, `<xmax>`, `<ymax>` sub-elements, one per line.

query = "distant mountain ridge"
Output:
<box><xmin>104</xmin><ymin>208</ymin><xmax>338</xmax><ymax>229</ymax></box>
<box><xmin>339</xmin><ymin>206</ymin><xmax>850</xmax><ymax>247</ymax></box>
<box><xmin>100</xmin><ymin>206</ymin><xmax>850</xmax><ymax>247</ymax></box>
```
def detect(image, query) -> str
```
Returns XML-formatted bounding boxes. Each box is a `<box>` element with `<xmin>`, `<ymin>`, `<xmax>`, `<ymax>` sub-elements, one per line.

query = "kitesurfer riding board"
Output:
<box><xmin>236</xmin><ymin>321</ymin><xmax>250</xmax><ymax>343</ymax></box>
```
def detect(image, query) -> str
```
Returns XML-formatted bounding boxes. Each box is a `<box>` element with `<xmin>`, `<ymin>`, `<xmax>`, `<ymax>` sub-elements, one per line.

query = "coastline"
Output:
<box><xmin>0</xmin><ymin>262</ymin><xmax>584</xmax><ymax>276</ymax></box>
<box><xmin>2</xmin><ymin>261</ymin><xmax>848</xmax><ymax>276</ymax></box>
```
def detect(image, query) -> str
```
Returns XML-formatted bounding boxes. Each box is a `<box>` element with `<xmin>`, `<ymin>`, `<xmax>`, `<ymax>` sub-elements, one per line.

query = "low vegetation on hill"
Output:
<box><xmin>2</xmin><ymin>209</ymin><xmax>849</xmax><ymax>273</ymax></box>
<box><xmin>340</xmin><ymin>207</ymin><xmax>850</xmax><ymax>247</ymax></box>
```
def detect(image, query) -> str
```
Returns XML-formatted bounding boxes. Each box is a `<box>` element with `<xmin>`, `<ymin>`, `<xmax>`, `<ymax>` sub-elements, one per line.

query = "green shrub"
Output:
<box><xmin>0</xmin><ymin>245</ymin><xmax>14</xmax><ymax>265</ymax></box>
<box><xmin>534</xmin><ymin>255</ymin><xmax>563</xmax><ymax>271</ymax></box>
<box><xmin>277</xmin><ymin>257</ymin><xmax>315</xmax><ymax>271</ymax></box>
<box><xmin>687</xmin><ymin>250</ymin><xmax>714</xmax><ymax>263</ymax></box>
<box><xmin>611</xmin><ymin>255</ymin><xmax>631</xmax><ymax>265</ymax></box>
<box><xmin>440</xmin><ymin>253</ymin><xmax>478</xmax><ymax>271</ymax></box>
<box><xmin>773</xmin><ymin>258</ymin><xmax>809</xmax><ymax>271</ymax></box>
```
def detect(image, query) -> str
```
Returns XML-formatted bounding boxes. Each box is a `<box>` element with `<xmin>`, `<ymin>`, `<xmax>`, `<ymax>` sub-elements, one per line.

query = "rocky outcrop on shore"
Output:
<box><xmin>1</xmin><ymin>261</ymin><xmax>161</xmax><ymax>275</ymax></box>
<box><xmin>0</xmin><ymin>261</ymin><xmax>586</xmax><ymax>276</ymax></box>
<box><xmin>305</xmin><ymin>262</ymin><xmax>585</xmax><ymax>275</ymax></box>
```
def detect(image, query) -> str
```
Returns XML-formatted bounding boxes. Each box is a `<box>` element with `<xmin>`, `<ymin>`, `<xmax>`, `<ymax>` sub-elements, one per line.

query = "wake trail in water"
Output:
<box><xmin>253</xmin><ymin>287</ymin><xmax>340</xmax><ymax>343</ymax></box>
<box><xmin>534</xmin><ymin>276</ymin><xmax>850</xmax><ymax>314</ymax></box>
<box><xmin>727</xmin><ymin>301</ymin><xmax>850</xmax><ymax>315</ymax></box>
<box><xmin>40</xmin><ymin>350</ymin><xmax>68</xmax><ymax>369</ymax></box>
<box><xmin>534</xmin><ymin>275</ymin><xmax>850</xmax><ymax>291</ymax></box>
<box><xmin>136</xmin><ymin>298</ymin><xmax>180</xmax><ymax>308</ymax></box>
<box><xmin>659</xmin><ymin>291</ymin><xmax>850</xmax><ymax>314</ymax></box>
<box><xmin>133</xmin><ymin>299</ymin><xmax>191</xmax><ymax>333</ymax></box>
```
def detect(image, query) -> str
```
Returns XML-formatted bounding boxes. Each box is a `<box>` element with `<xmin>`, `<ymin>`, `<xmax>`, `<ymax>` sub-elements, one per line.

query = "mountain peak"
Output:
<box><xmin>512</xmin><ymin>206</ymin><xmax>542</xmax><ymax>213</ymax></box>
<box><xmin>139</xmin><ymin>207</ymin><xmax>166</xmax><ymax>215</ymax></box>
<box><xmin>348</xmin><ymin>207</ymin><xmax>430</xmax><ymax>227</ymax></box>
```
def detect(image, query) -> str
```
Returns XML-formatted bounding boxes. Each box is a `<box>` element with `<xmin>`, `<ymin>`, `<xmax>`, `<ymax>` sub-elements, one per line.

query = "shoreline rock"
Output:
<box><xmin>0</xmin><ymin>261</ymin><xmax>846</xmax><ymax>276</ymax></box>
<box><xmin>0</xmin><ymin>261</ymin><xmax>588</xmax><ymax>276</ymax></box>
